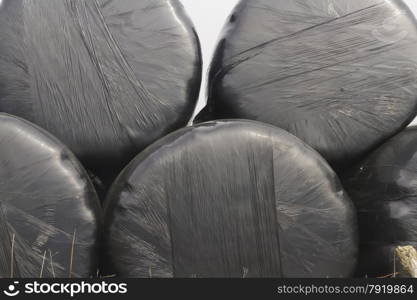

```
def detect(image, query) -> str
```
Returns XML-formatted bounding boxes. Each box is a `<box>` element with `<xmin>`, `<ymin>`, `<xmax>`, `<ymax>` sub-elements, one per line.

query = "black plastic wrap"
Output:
<box><xmin>342</xmin><ymin>127</ymin><xmax>417</xmax><ymax>277</ymax></box>
<box><xmin>0</xmin><ymin>114</ymin><xmax>101</xmax><ymax>278</ymax></box>
<box><xmin>103</xmin><ymin>120</ymin><xmax>358</xmax><ymax>278</ymax></box>
<box><xmin>0</xmin><ymin>0</ymin><xmax>202</xmax><ymax>177</ymax></box>
<box><xmin>199</xmin><ymin>0</ymin><xmax>417</xmax><ymax>167</ymax></box>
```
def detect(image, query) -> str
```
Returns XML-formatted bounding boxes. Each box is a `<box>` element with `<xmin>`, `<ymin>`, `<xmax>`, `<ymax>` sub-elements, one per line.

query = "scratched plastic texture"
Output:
<box><xmin>103</xmin><ymin>120</ymin><xmax>358</xmax><ymax>278</ymax></box>
<box><xmin>0</xmin><ymin>0</ymin><xmax>202</xmax><ymax>179</ymax></box>
<box><xmin>198</xmin><ymin>0</ymin><xmax>417</xmax><ymax>168</ymax></box>
<box><xmin>0</xmin><ymin>114</ymin><xmax>101</xmax><ymax>278</ymax></box>
<box><xmin>341</xmin><ymin>127</ymin><xmax>417</xmax><ymax>277</ymax></box>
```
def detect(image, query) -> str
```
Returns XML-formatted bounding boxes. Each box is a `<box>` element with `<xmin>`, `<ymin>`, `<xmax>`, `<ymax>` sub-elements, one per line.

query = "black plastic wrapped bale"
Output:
<box><xmin>199</xmin><ymin>0</ymin><xmax>417</xmax><ymax>168</ymax></box>
<box><xmin>342</xmin><ymin>127</ymin><xmax>417</xmax><ymax>277</ymax></box>
<box><xmin>103</xmin><ymin>120</ymin><xmax>358</xmax><ymax>278</ymax></box>
<box><xmin>0</xmin><ymin>0</ymin><xmax>202</xmax><ymax>178</ymax></box>
<box><xmin>0</xmin><ymin>114</ymin><xmax>101</xmax><ymax>278</ymax></box>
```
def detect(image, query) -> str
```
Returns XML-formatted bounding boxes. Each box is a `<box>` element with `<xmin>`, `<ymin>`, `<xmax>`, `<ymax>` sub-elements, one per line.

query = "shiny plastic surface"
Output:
<box><xmin>342</xmin><ymin>127</ymin><xmax>417</xmax><ymax>277</ymax></box>
<box><xmin>200</xmin><ymin>0</ymin><xmax>417</xmax><ymax>167</ymax></box>
<box><xmin>104</xmin><ymin>120</ymin><xmax>358</xmax><ymax>278</ymax></box>
<box><xmin>0</xmin><ymin>114</ymin><xmax>101</xmax><ymax>278</ymax></box>
<box><xmin>0</xmin><ymin>0</ymin><xmax>202</xmax><ymax>173</ymax></box>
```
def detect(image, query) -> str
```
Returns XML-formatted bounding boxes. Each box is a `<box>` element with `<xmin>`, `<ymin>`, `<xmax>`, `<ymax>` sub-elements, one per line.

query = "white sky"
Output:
<box><xmin>180</xmin><ymin>0</ymin><xmax>240</xmax><ymax>115</ymax></box>
<box><xmin>181</xmin><ymin>0</ymin><xmax>417</xmax><ymax>124</ymax></box>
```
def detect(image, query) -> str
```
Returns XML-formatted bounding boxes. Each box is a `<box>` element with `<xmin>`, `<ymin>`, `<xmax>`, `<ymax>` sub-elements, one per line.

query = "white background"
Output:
<box><xmin>181</xmin><ymin>0</ymin><xmax>240</xmax><ymax>115</ymax></box>
<box><xmin>181</xmin><ymin>0</ymin><xmax>417</xmax><ymax>124</ymax></box>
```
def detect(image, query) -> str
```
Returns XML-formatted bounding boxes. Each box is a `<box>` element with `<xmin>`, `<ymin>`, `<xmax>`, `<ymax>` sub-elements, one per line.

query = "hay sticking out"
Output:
<box><xmin>396</xmin><ymin>246</ymin><xmax>417</xmax><ymax>278</ymax></box>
